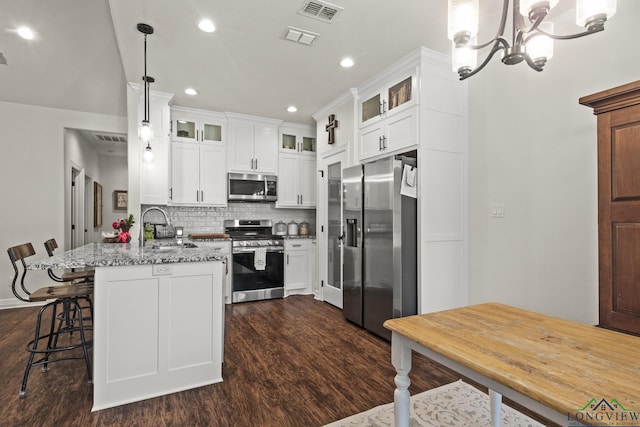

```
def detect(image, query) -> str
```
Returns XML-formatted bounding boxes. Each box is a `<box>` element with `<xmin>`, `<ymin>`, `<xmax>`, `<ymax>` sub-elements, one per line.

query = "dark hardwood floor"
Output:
<box><xmin>0</xmin><ymin>295</ymin><xmax>557</xmax><ymax>426</ymax></box>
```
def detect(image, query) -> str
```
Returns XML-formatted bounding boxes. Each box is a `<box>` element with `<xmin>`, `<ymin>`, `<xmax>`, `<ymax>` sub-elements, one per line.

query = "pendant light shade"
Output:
<box><xmin>576</xmin><ymin>0</ymin><xmax>617</xmax><ymax>30</ymax></box>
<box><xmin>137</xmin><ymin>23</ymin><xmax>155</xmax><ymax>160</ymax></box>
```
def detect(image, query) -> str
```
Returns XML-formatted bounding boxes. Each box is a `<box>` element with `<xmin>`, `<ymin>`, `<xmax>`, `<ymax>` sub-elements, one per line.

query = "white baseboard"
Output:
<box><xmin>0</xmin><ymin>298</ymin><xmax>45</xmax><ymax>310</ymax></box>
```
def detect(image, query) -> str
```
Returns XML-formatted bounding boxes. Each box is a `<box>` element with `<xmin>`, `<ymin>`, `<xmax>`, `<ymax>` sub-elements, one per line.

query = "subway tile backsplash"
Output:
<box><xmin>142</xmin><ymin>203</ymin><xmax>316</xmax><ymax>235</ymax></box>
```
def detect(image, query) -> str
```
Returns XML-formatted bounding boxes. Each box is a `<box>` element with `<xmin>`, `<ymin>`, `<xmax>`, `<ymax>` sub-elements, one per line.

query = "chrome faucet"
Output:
<box><xmin>140</xmin><ymin>206</ymin><xmax>172</xmax><ymax>246</ymax></box>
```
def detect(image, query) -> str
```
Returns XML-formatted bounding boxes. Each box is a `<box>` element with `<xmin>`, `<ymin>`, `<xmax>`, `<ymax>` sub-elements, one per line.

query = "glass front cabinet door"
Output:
<box><xmin>171</xmin><ymin>107</ymin><xmax>226</xmax><ymax>145</ymax></box>
<box><xmin>359</xmin><ymin>71</ymin><xmax>417</xmax><ymax>127</ymax></box>
<box><xmin>279</xmin><ymin>123</ymin><xmax>316</xmax><ymax>155</ymax></box>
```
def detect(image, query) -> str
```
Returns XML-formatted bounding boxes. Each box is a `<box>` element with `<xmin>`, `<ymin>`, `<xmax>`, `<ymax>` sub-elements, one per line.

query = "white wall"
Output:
<box><xmin>99</xmin><ymin>154</ymin><xmax>128</xmax><ymax>237</ymax></box>
<box><xmin>0</xmin><ymin>101</ymin><xmax>125</xmax><ymax>306</ymax></box>
<box><xmin>467</xmin><ymin>1</ymin><xmax>640</xmax><ymax>324</ymax></box>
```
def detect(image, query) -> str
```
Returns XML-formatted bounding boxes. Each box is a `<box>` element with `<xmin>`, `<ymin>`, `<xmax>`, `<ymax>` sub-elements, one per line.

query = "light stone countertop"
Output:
<box><xmin>28</xmin><ymin>241</ymin><xmax>226</xmax><ymax>270</ymax></box>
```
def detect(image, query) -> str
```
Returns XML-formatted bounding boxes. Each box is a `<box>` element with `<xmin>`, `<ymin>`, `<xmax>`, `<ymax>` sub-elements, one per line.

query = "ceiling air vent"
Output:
<box><xmin>92</xmin><ymin>133</ymin><xmax>127</xmax><ymax>143</ymax></box>
<box><xmin>298</xmin><ymin>0</ymin><xmax>343</xmax><ymax>23</ymax></box>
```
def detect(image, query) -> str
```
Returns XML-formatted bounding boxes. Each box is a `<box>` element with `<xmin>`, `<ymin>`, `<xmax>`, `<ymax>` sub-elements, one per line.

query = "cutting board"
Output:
<box><xmin>189</xmin><ymin>233</ymin><xmax>230</xmax><ymax>239</ymax></box>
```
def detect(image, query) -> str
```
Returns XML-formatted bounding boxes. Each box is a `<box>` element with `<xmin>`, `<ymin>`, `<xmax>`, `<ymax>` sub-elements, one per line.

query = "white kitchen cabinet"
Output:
<box><xmin>171</xmin><ymin>107</ymin><xmax>226</xmax><ymax>145</ymax></box>
<box><xmin>279</xmin><ymin>123</ymin><xmax>317</xmax><ymax>154</ymax></box>
<box><xmin>202</xmin><ymin>241</ymin><xmax>233</xmax><ymax>304</ymax></box>
<box><xmin>359</xmin><ymin>71</ymin><xmax>417</xmax><ymax>128</ymax></box>
<box><xmin>277</xmin><ymin>154</ymin><xmax>316</xmax><ymax>208</ymax></box>
<box><xmin>227</xmin><ymin>115</ymin><xmax>281</xmax><ymax>174</ymax></box>
<box><xmin>171</xmin><ymin>143</ymin><xmax>226</xmax><ymax>206</ymax></box>
<box><xmin>360</xmin><ymin>105</ymin><xmax>417</xmax><ymax>161</ymax></box>
<box><xmin>140</xmin><ymin>92</ymin><xmax>172</xmax><ymax>205</ymax></box>
<box><xmin>285</xmin><ymin>239</ymin><xmax>309</xmax><ymax>293</ymax></box>
<box><xmin>93</xmin><ymin>261</ymin><xmax>225</xmax><ymax>410</ymax></box>
<box><xmin>308</xmin><ymin>239</ymin><xmax>317</xmax><ymax>297</ymax></box>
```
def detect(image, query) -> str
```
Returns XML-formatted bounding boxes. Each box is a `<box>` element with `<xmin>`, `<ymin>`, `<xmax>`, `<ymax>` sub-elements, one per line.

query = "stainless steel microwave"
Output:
<box><xmin>227</xmin><ymin>173</ymin><xmax>277</xmax><ymax>202</ymax></box>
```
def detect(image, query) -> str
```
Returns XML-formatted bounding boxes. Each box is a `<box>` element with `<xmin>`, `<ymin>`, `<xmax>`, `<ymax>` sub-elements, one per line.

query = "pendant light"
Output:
<box><xmin>137</xmin><ymin>23</ymin><xmax>155</xmax><ymax>161</ymax></box>
<box><xmin>448</xmin><ymin>0</ymin><xmax>617</xmax><ymax>80</ymax></box>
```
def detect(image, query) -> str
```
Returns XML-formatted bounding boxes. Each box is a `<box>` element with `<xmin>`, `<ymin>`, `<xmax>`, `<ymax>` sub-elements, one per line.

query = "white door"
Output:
<box><xmin>319</xmin><ymin>147</ymin><xmax>347</xmax><ymax>308</ymax></box>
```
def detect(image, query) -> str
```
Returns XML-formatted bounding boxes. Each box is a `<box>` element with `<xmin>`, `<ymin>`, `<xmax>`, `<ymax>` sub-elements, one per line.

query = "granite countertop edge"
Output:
<box><xmin>28</xmin><ymin>242</ymin><xmax>227</xmax><ymax>270</ymax></box>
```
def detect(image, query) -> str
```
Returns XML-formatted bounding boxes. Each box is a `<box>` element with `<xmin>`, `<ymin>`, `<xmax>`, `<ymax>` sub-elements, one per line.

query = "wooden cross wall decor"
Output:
<box><xmin>325</xmin><ymin>114</ymin><xmax>338</xmax><ymax>145</ymax></box>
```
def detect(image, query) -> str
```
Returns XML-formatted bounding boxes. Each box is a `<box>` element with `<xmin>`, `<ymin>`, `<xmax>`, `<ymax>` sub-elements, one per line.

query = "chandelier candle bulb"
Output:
<box><xmin>576</xmin><ymin>0</ymin><xmax>617</xmax><ymax>30</ymax></box>
<box><xmin>452</xmin><ymin>41</ymin><xmax>477</xmax><ymax>76</ymax></box>
<box><xmin>526</xmin><ymin>22</ymin><xmax>554</xmax><ymax>66</ymax></box>
<box><xmin>519</xmin><ymin>0</ymin><xmax>559</xmax><ymax>20</ymax></box>
<box><xmin>447</xmin><ymin>0</ymin><xmax>479</xmax><ymax>45</ymax></box>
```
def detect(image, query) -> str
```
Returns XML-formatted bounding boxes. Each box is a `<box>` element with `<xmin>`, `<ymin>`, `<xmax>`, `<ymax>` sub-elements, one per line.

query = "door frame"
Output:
<box><xmin>317</xmin><ymin>146</ymin><xmax>347</xmax><ymax>308</ymax></box>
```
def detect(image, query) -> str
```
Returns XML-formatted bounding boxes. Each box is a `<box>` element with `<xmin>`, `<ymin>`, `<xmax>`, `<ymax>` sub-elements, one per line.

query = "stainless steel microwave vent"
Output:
<box><xmin>298</xmin><ymin>0</ymin><xmax>343</xmax><ymax>23</ymax></box>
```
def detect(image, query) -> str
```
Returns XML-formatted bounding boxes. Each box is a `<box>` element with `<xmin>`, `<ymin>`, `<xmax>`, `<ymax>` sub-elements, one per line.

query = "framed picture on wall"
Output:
<box><xmin>94</xmin><ymin>182</ymin><xmax>103</xmax><ymax>227</ymax></box>
<box><xmin>114</xmin><ymin>190</ymin><xmax>127</xmax><ymax>210</ymax></box>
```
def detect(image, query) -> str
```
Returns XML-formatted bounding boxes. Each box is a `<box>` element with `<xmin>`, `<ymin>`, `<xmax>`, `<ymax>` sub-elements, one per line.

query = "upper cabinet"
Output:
<box><xmin>358</xmin><ymin>67</ymin><xmax>419</xmax><ymax>162</ymax></box>
<box><xmin>280</xmin><ymin>123</ymin><xmax>317</xmax><ymax>155</ymax></box>
<box><xmin>227</xmin><ymin>114</ymin><xmax>282</xmax><ymax>174</ymax></box>
<box><xmin>359</xmin><ymin>71</ymin><xmax>417</xmax><ymax>128</ymax></box>
<box><xmin>277</xmin><ymin>122</ymin><xmax>317</xmax><ymax>209</ymax></box>
<box><xmin>141</xmin><ymin>92</ymin><xmax>173</xmax><ymax>205</ymax></box>
<box><xmin>171</xmin><ymin>106</ymin><xmax>226</xmax><ymax>145</ymax></box>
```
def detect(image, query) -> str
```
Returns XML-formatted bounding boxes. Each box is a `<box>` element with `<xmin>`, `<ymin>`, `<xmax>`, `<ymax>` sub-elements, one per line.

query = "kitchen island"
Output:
<box><xmin>29</xmin><ymin>242</ymin><xmax>227</xmax><ymax>411</ymax></box>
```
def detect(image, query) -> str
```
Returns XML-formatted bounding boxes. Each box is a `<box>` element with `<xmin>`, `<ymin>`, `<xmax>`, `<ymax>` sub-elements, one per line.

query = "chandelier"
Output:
<box><xmin>137</xmin><ymin>23</ymin><xmax>155</xmax><ymax>161</ymax></box>
<box><xmin>448</xmin><ymin>0</ymin><xmax>617</xmax><ymax>80</ymax></box>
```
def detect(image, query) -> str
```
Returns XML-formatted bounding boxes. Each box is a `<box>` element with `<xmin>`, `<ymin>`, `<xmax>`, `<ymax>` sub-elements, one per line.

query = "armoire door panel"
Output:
<box><xmin>612</xmin><ymin>123</ymin><xmax>640</xmax><ymax>201</ymax></box>
<box><xmin>612</xmin><ymin>223</ymin><xmax>640</xmax><ymax>315</ymax></box>
<box><xmin>581</xmin><ymin>81</ymin><xmax>640</xmax><ymax>335</ymax></box>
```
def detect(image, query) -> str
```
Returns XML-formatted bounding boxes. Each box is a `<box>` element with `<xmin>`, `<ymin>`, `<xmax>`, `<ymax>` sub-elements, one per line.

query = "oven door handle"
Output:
<box><xmin>232</xmin><ymin>248</ymin><xmax>285</xmax><ymax>254</ymax></box>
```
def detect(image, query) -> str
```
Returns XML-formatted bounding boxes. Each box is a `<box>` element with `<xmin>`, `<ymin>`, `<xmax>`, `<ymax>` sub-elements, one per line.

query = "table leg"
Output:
<box><xmin>489</xmin><ymin>388</ymin><xmax>502</xmax><ymax>427</ymax></box>
<box><xmin>391</xmin><ymin>332</ymin><xmax>412</xmax><ymax>427</ymax></box>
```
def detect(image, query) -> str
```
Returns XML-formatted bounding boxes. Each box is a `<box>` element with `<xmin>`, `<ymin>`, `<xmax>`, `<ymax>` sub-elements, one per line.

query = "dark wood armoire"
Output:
<box><xmin>580</xmin><ymin>81</ymin><xmax>640</xmax><ymax>336</ymax></box>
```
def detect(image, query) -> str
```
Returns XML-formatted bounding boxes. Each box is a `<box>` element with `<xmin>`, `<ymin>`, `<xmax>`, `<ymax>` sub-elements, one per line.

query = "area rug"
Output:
<box><xmin>324</xmin><ymin>380</ymin><xmax>544</xmax><ymax>427</ymax></box>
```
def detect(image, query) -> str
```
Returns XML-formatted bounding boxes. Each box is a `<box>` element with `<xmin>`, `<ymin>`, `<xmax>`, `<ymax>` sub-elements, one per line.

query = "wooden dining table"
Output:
<box><xmin>384</xmin><ymin>303</ymin><xmax>640</xmax><ymax>427</ymax></box>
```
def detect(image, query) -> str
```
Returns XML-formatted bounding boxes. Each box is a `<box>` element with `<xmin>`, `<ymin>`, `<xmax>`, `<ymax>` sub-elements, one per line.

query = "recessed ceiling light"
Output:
<box><xmin>198</xmin><ymin>19</ymin><xmax>216</xmax><ymax>33</ymax></box>
<box><xmin>17</xmin><ymin>26</ymin><xmax>34</xmax><ymax>40</ymax></box>
<box><xmin>185</xmin><ymin>88</ymin><xmax>198</xmax><ymax>96</ymax></box>
<box><xmin>287</xmin><ymin>106</ymin><xmax>298</xmax><ymax>113</ymax></box>
<box><xmin>340</xmin><ymin>57</ymin><xmax>354</xmax><ymax>68</ymax></box>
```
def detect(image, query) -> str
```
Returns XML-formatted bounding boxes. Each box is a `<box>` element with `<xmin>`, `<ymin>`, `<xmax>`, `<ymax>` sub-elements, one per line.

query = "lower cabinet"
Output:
<box><xmin>284</xmin><ymin>239</ymin><xmax>312</xmax><ymax>295</ymax></box>
<box><xmin>93</xmin><ymin>261</ymin><xmax>225</xmax><ymax>410</ymax></box>
<box><xmin>204</xmin><ymin>241</ymin><xmax>233</xmax><ymax>304</ymax></box>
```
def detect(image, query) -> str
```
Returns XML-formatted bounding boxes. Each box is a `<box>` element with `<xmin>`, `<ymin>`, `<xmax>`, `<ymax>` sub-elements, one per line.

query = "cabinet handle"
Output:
<box><xmin>379</xmin><ymin>136</ymin><xmax>383</xmax><ymax>151</ymax></box>
<box><xmin>382</xmin><ymin>100</ymin><xmax>387</xmax><ymax>114</ymax></box>
<box><xmin>292</xmin><ymin>244</ymin><xmax>302</xmax><ymax>248</ymax></box>
<box><xmin>250</xmin><ymin>159</ymin><xmax>254</xmax><ymax>170</ymax></box>
<box><xmin>300</xmin><ymin>194</ymin><xmax>303</xmax><ymax>204</ymax></box>
<box><xmin>379</xmin><ymin>101</ymin><xmax>384</xmax><ymax>116</ymax></box>
<box><xmin>287</xmin><ymin>254</ymin><xmax>289</xmax><ymax>264</ymax></box>
<box><xmin>201</xmin><ymin>190</ymin><xmax>204</xmax><ymax>201</ymax></box>
<box><xmin>255</xmin><ymin>158</ymin><xmax>258</xmax><ymax>170</ymax></box>
<box><xmin>382</xmin><ymin>135</ymin><xmax>387</xmax><ymax>149</ymax></box>
<box><xmin>197</xmin><ymin>190</ymin><xmax>199</xmax><ymax>202</ymax></box>
<box><xmin>170</xmin><ymin>188</ymin><xmax>173</xmax><ymax>200</ymax></box>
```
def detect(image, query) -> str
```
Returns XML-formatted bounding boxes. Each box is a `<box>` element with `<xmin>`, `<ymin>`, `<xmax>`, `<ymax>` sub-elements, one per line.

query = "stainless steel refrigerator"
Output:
<box><xmin>342</xmin><ymin>152</ymin><xmax>417</xmax><ymax>340</ymax></box>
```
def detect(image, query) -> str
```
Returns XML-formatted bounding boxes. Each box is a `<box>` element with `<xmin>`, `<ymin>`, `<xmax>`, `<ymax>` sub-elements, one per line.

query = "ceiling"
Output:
<box><xmin>0</xmin><ymin>0</ymin><xmax>579</xmax><ymax>127</ymax></box>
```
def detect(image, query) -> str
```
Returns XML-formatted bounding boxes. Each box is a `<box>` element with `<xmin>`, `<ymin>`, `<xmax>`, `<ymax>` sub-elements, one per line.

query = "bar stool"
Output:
<box><xmin>7</xmin><ymin>242</ymin><xmax>93</xmax><ymax>397</ymax></box>
<box><xmin>44</xmin><ymin>238</ymin><xmax>94</xmax><ymax>284</ymax></box>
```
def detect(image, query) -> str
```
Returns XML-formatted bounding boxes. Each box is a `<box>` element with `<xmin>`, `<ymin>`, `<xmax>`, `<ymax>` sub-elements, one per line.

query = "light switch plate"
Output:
<box><xmin>490</xmin><ymin>203</ymin><xmax>505</xmax><ymax>218</ymax></box>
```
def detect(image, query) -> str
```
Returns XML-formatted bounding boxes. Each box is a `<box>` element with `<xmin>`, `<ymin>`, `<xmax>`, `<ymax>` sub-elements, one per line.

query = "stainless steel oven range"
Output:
<box><xmin>224</xmin><ymin>219</ymin><xmax>284</xmax><ymax>303</ymax></box>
